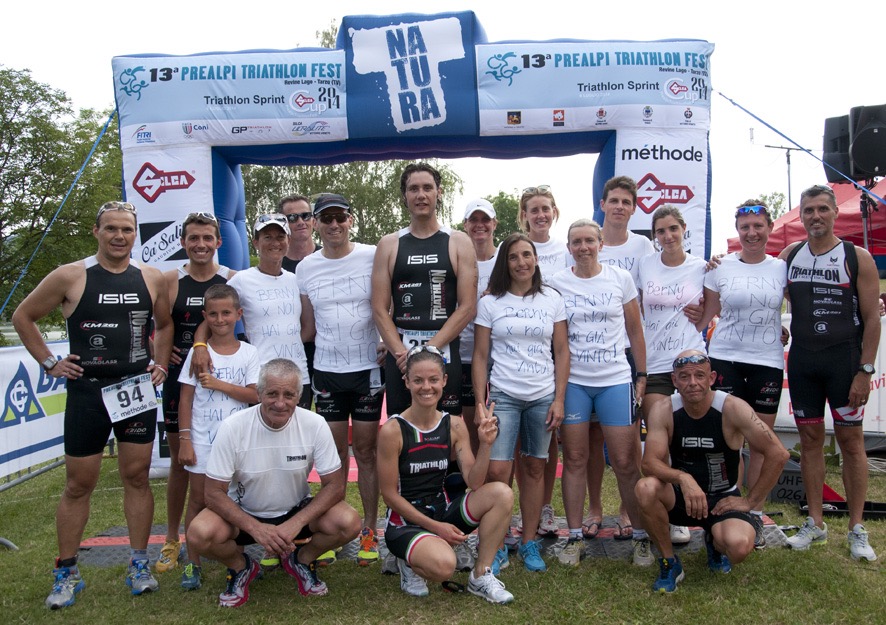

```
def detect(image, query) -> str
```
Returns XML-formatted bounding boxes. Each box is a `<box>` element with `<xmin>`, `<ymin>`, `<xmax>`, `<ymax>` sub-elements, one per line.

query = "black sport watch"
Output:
<box><xmin>859</xmin><ymin>363</ymin><xmax>875</xmax><ymax>375</ymax></box>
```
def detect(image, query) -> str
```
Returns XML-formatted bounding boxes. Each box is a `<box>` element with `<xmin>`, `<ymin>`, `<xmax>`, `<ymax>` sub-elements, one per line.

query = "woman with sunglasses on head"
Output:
<box><xmin>696</xmin><ymin>201</ymin><xmax>787</xmax><ymax>549</ymax></box>
<box><xmin>377</xmin><ymin>346</ymin><xmax>515</xmax><ymax>604</ymax></box>
<box><xmin>472</xmin><ymin>233</ymin><xmax>570</xmax><ymax>573</ymax></box>
<box><xmin>518</xmin><ymin>185</ymin><xmax>573</xmax><ymax>538</ymax></box>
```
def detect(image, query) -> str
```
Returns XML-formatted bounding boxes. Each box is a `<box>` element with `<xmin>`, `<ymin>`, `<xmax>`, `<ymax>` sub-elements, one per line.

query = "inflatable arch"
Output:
<box><xmin>111</xmin><ymin>11</ymin><xmax>715</xmax><ymax>269</ymax></box>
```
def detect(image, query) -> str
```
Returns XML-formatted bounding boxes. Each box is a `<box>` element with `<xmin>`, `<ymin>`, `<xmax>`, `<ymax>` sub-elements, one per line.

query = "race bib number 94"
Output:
<box><xmin>101</xmin><ymin>373</ymin><xmax>159</xmax><ymax>423</ymax></box>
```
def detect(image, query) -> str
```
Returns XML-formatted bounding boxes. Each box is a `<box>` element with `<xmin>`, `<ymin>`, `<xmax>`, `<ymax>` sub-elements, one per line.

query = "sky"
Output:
<box><xmin>2</xmin><ymin>0</ymin><xmax>881</xmax><ymax>252</ymax></box>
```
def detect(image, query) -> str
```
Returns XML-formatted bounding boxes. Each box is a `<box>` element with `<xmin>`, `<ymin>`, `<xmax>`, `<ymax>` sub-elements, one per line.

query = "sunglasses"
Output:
<box><xmin>184</xmin><ymin>211</ymin><xmax>218</xmax><ymax>222</ymax></box>
<box><xmin>318</xmin><ymin>213</ymin><xmax>349</xmax><ymax>224</ymax></box>
<box><xmin>406</xmin><ymin>344</ymin><xmax>446</xmax><ymax>360</ymax></box>
<box><xmin>673</xmin><ymin>354</ymin><xmax>710</xmax><ymax>369</ymax></box>
<box><xmin>522</xmin><ymin>185</ymin><xmax>551</xmax><ymax>195</ymax></box>
<box><xmin>285</xmin><ymin>212</ymin><xmax>313</xmax><ymax>223</ymax></box>
<box><xmin>97</xmin><ymin>201</ymin><xmax>137</xmax><ymax>219</ymax></box>
<box><xmin>736</xmin><ymin>205</ymin><xmax>769</xmax><ymax>216</ymax></box>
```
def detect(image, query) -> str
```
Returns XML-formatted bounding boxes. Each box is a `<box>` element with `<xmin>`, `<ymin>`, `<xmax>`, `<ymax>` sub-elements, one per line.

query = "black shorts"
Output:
<box><xmin>710</xmin><ymin>358</ymin><xmax>783</xmax><ymax>415</ymax></box>
<box><xmin>788</xmin><ymin>342</ymin><xmax>863</xmax><ymax>427</ymax></box>
<box><xmin>460</xmin><ymin>363</ymin><xmax>476</xmax><ymax>407</ymax></box>
<box><xmin>385</xmin><ymin>345</ymin><xmax>462</xmax><ymax>416</ymax></box>
<box><xmin>161</xmin><ymin>367</ymin><xmax>182</xmax><ymax>433</ymax></box>
<box><xmin>234</xmin><ymin>496</ymin><xmax>314</xmax><ymax>546</ymax></box>
<box><xmin>646</xmin><ymin>373</ymin><xmax>676</xmax><ymax>397</ymax></box>
<box><xmin>384</xmin><ymin>491</ymin><xmax>478</xmax><ymax>561</ymax></box>
<box><xmin>312</xmin><ymin>369</ymin><xmax>383</xmax><ymax>423</ymax></box>
<box><xmin>65</xmin><ymin>375</ymin><xmax>157</xmax><ymax>457</ymax></box>
<box><xmin>667</xmin><ymin>486</ymin><xmax>753</xmax><ymax>533</ymax></box>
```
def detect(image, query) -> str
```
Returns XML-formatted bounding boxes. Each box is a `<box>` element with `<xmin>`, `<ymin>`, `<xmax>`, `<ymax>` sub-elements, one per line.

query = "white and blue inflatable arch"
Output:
<box><xmin>112</xmin><ymin>11</ymin><xmax>714</xmax><ymax>269</ymax></box>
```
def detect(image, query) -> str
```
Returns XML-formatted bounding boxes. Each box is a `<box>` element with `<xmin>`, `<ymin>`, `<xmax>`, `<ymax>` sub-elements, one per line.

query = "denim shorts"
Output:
<box><xmin>563</xmin><ymin>382</ymin><xmax>636</xmax><ymax>427</ymax></box>
<box><xmin>488</xmin><ymin>387</ymin><xmax>554</xmax><ymax>461</ymax></box>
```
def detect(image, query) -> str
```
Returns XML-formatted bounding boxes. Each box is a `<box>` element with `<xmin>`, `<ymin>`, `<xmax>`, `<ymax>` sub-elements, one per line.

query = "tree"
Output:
<box><xmin>758</xmin><ymin>191</ymin><xmax>788</xmax><ymax>221</ymax></box>
<box><xmin>0</xmin><ymin>67</ymin><xmax>122</xmax><ymax>330</ymax></box>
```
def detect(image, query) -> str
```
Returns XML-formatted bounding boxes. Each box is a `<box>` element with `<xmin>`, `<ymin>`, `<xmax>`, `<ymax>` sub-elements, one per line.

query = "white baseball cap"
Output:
<box><xmin>463</xmin><ymin>198</ymin><xmax>496</xmax><ymax>220</ymax></box>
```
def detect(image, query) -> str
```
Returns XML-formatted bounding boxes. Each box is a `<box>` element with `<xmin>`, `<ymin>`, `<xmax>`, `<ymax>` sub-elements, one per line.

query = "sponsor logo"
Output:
<box><xmin>642</xmin><ymin>105</ymin><xmax>653</xmax><ymax>120</ymax></box>
<box><xmin>287</xmin><ymin>454</ymin><xmax>308</xmax><ymax>462</ymax></box>
<box><xmin>485</xmin><ymin>51</ymin><xmax>521</xmax><ymax>86</ymax></box>
<box><xmin>507</xmin><ymin>111</ymin><xmax>521</xmax><ymax>125</ymax></box>
<box><xmin>123</xmin><ymin>421</ymin><xmax>149</xmax><ymax>436</ymax></box>
<box><xmin>814</xmin><ymin>321</ymin><xmax>829</xmax><ymax>334</ymax></box>
<box><xmin>132</xmin><ymin>125</ymin><xmax>154</xmax><ymax>144</ymax></box>
<box><xmin>622</xmin><ymin>144</ymin><xmax>704</xmax><ymax>162</ymax></box>
<box><xmin>89</xmin><ymin>335</ymin><xmax>106</xmax><ymax>349</ymax></box>
<box><xmin>132</xmin><ymin>162</ymin><xmax>196</xmax><ymax>203</ymax></box>
<box><xmin>118</xmin><ymin>66</ymin><xmax>149</xmax><ymax>100</ymax></box>
<box><xmin>182</xmin><ymin>122</ymin><xmax>209</xmax><ymax>138</ymax></box>
<box><xmin>596</xmin><ymin>107</ymin><xmax>607</xmax><ymax>122</ymax></box>
<box><xmin>407</xmin><ymin>254</ymin><xmax>438</xmax><ymax>264</ymax></box>
<box><xmin>398</xmin><ymin>282</ymin><xmax>422</xmax><ymax>290</ymax></box>
<box><xmin>552</xmin><ymin>109</ymin><xmax>565</xmax><ymax>127</ymax></box>
<box><xmin>684</xmin><ymin>108</ymin><xmax>693</xmax><ymax>120</ymax></box>
<box><xmin>289</xmin><ymin>91</ymin><xmax>326</xmax><ymax>114</ymax></box>
<box><xmin>182</xmin><ymin>123</ymin><xmax>192</xmax><ymax>135</ymax></box>
<box><xmin>1</xmin><ymin>363</ymin><xmax>48</xmax><ymax>428</ymax></box>
<box><xmin>667</xmin><ymin>80</ymin><xmax>689</xmax><ymax>97</ymax></box>
<box><xmin>635</xmin><ymin>173</ymin><xmax>695</xmax><ymax>214</ymax></box>
<box><xmin>290</xmin><ymin>121</ymin><xmax>331</xmax><ymax>136</ymax></box>
<box><xmin>401</xmin><ymin>293</ymin><xmax>414</xmax><ymax>307</ymax></box>
<box><xmin>681</xmin><ymin>436</ymin><xmax>714</xmax><ymax>449</ymax></box>
<box><xmin>430</xmin><ymin>269</ymin><xmax>447</xmax><ymax>320</ymax></box>
<box><xmin>409</xmin><ymin>459</ymin><xmax>448</xmax><ymax>474</ymax></box>
<box><xmin>98</xmin><ymin>293</ymin><xmax>140</xmax><ymax>304</ymax></box>
<box><xmin>80</xmin><ymin>321</ymin><xmax>119</xmax><ymax>329</ymax></box>
<box><xmin>186</xmin><ymin>297</ymin><xmax>204</xmax><ymax>307</ymax></box>
<box><xmin>231</xmin><ymin>124</ymin><xmax>273</xmax><ymax>135</ymax></box>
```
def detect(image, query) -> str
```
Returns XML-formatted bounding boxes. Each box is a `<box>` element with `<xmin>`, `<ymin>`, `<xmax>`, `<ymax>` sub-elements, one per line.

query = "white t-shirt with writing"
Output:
<box><xmin>704</xmin><ymin>254</ymin><xmax>787</xmax><ymax>370</ymax></box>
<box><xmin>637</xmin><ymin>253</ymin><xmax>707</xmax><ymax>374</ymax></box>
<box><xmin>475</xmin><ymin>288</ymin><xmax>567</xmax><ymax>401</ymax></box>
<box><xmin>296</xmin><ymin>243</ymin><xmax>380</xmax><ymax>374</ymax></box>
<box><xmin>533</xmin><ymin>237</ymin><xmax>573</xmax><ymax>282</ymax></box>
<box><xmin>549</xmin><ymin>265</ymin><xmax>637</xmax><ymax>387</ymax></box>
<box><xmin>598</xmin><ymin>232</ymin><xmax>655</xmax><ymax>347</ymax></box>
<box><xmin>460</xmin><ymin>253</ymin><xmax>498</xmax><ymax>363</ymax></box>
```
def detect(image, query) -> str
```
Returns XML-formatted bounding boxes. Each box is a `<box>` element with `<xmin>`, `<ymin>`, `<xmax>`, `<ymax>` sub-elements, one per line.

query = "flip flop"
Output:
<box><xmin>614</xmin><ymin>522</ymin><xmax>634</xmax><ymax>540</ymax></box>
<box><xmin>582</xmin><ymin>516</ymin><xmax>602</xmax><ymax>539</ymax></box>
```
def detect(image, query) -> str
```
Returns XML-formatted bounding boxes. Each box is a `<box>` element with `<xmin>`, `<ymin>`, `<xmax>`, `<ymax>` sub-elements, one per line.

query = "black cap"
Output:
<box><xmin>313</xmin><ymin>193</ymin><xmax>351</xmax><ymax>216</ymax></box>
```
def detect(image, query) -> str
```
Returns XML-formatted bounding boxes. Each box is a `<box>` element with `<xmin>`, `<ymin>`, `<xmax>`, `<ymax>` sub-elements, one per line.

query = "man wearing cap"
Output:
<box><xmin>778</xmin><ymin>184</ymin><xmax>881</xmax><ymax>561</ymax></box>
<box><xmin>635</xmin><ymin>349</ymin><xmax>788</xmax><ymax>593</ymax></box>
<box><xmin>13</xmin><ymin>200</ymin><xmax>173</xmax><ymax>607</ymax></box>
<box><xmin>193</xmin><ymin>214</ymin><xmax>313</xmax><ymax>408</ymax></box>
<box><xmin>296</xmin><ymin>193</ymin><xmax>384</xmax><ymax>566</ymax></box>
<box><xmin>371</xmin><ymin>162</ymin><xmax>478</xmax><ymax>417</ymax></box>
<box><xmin>459</xmin><ymin>198</ymin><xmax>499</xmax><ymax>452</ymax></box>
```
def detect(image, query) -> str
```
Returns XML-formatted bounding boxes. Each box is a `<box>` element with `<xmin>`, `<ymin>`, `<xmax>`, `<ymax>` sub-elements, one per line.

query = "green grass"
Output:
<box><xmin>2</xmin><ymin>460</ymin><xmax>886</xmax><ymax>624</ymax></box>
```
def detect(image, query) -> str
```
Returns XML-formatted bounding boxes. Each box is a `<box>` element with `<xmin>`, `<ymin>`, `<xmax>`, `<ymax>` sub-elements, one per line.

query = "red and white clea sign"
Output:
<box><xmin>132</xmin><ymin>162</ymin><xmax>196</xmax><ymax>203</ymax></box>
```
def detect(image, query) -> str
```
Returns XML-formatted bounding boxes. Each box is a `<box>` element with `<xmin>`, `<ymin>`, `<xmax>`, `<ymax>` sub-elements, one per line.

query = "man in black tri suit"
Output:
<box><xmin>371</xmin><ymin>162</ymin><xmax>477</xmax><ymax>416</ymax></box>
<box><xmin>635</xmin><ymin>350</ymin><xmax>788</xmax><ymax>593</ymax></box>
<box><xmin>13</xmin><ymin>201</ymin><xmax>173</xmax><ymax>608</ymax></box>
<box><xmin>779</xmin><ymin>184</ymin><xmax>881</xmax><ymax>561</ymax></box>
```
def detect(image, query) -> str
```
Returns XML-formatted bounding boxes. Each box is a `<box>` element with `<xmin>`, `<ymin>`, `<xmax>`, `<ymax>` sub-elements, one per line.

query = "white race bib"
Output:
<box><xmin>101</xmin><ymin>373</ymin><xmax>159</xmax><ymax>423</ymax></box>
<box><xmin>400</xmin><ymin>329</ymin><xmax>450</xmax><ymax>363</ymax></box>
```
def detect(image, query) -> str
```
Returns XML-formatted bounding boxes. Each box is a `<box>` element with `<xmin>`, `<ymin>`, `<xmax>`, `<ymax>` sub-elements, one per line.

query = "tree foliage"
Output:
<box><xmin>0</xmin><ymin>67</ymin><xmax>122</xmax><ymax>326</ymax></box>
<box><xmin>759</xmin><ymin>191</ymin><xmax>788</xmax><ymax>221</ymax></box>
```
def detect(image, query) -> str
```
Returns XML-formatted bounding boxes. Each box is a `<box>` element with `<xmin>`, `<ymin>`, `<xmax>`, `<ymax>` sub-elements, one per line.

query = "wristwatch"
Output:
<box><xmin>859</xmin><ymin>363</ymin><xmax>875</xmax><ymax>375</ymax></box>
<box><xmin>42</xmin><ymin>356</ymin><xmax>59</xmax><ymax>371</ymax></box>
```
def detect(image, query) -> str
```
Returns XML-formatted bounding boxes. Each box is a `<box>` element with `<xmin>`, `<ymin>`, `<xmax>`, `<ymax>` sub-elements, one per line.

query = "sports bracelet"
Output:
<box><xmin>192</xmin><ymin>342</ymin><xmax>208</xmax><ymax>349</ymax></box>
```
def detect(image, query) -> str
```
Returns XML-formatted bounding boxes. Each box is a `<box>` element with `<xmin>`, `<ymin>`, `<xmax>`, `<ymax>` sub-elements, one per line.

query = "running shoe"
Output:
<box><xmin>260</xmin><ymin>555</ymin><xmax>281</xmax><ymax>571</ymax></box>
<box><xmin>155</xmin><ymin>539</ymin><xmax>182</xmax><ymax>573</ymax></box>
<box><xmin>468</xmin><ymin>567</ymin><xmax>514</xmax><ymax>604</ymax></box>
<box><xmin>454</xmin><ymin>541</ymin><xmax>475</xmax><ymax>572</ymax></box>
<box><xmin>704</xmin><ymin>532</ymin><xmax>732</xmax><ymax>574</ymax></box>
<box><xmin>218</xmin><ymin>554</ymin><xmax>260</xmax><ymax>608</ymax></box>
<box><xmin>357</xmin><ymin>527</ymin><xmax>379</xmax><ymax>566</ymax></box>
<box><xmin>381</xmin><ymin>551</ymin><xmax>399</xmax><ymax>575</ymax></box>
<box><xmin>632</xmin><ymin>537</ymin><xmax>654</xmax><ymax>567</ymax></box>
<box><xmin>317</xmin><ymin>548</ymin><xmax>338</xmax><ymax>567</ymax></box>
<box><xmin>786</xmin><ymin>517</ymin><xmax>828</xmax><ymax>550</ymax></box>
<box><xmin>397</xmin><ymin>558</ymin><xmax>429</xmax><ymax>597</ymax></box>
<box><xmin>491</xmin><ymin>546</ymin><xmax>510</xmax><ymax>575</ymax></box>
<box><xmin>180</xmin><ymin>562</ymin><xmax>202</xmax><ymax>590</ymax></box>
<box><xmin>848</xmin><ymin>524</ymin><xmax>878</xmax><ymax>562</ymax></box>
<box><xmin>126</xmin><ymin>558</ymin><xmax>159</xmax><ymax>595</ymax></box>
<box><xmin>653</xmin><ymin>556</ymin><xmax>684</xmax><ymax>593</ymax></box>
<box><xmin>518</xmin><ymin>539</ymin><xmax>547</xmax><ymax>572</ymax></box>
<box><xmin>751</xmin><ymin>514</ymin><xmax>766</xmax><ymax>550</ymax></box>
<box><xmin>45</xmin><ymin>565</ymin><xmax>84</xmax><ymax>610</ymax></box>
<box><xmin>283</xmin><ymin>548</ymin><xmax>329</xmax><ymax>596</ymax></box>
<box><xmin>669</xmin><ymin>525</ymin><xmax>691</xmax><ymax>545</ymax></box>
<box><xmin>557</xmin><ymin>538</ymin><xmax>583</xmax><ymax>567</ymax></box>
<box><xmin>538</xmin><ymin>504</ymin><xmax>559</xmax><ymax>537</ymax></box>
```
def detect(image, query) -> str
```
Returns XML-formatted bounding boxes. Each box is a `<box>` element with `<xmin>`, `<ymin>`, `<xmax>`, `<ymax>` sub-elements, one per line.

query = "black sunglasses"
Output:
<box><xmin>286</xmin><ymin>212</ymin><xmax>313</xmax><ymax>223</ymax></box>
<box><xmin>318</xmin><ymin>213</ymin><xmax>349</xmax><ymax>224</ymax></box>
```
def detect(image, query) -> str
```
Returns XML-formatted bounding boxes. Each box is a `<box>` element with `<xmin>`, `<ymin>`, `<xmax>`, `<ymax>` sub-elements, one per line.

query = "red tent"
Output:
<box><xmin>727</xmin><ymin>179</ymin><xmax>886</xmax><ymax>258</ymax></box>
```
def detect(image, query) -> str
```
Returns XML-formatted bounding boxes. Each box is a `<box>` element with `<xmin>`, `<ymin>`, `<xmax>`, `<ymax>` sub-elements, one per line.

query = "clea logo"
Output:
<box><xmin>132</xmin><ymin>162</ymin><xmax>196</xmax><ymax>203</ymax></box>
<box><xmin>1</xmin><ymin>363</ymin><xmax>48</xmax><ymax>429</ymax></box>
<box><xmin>635</xmin><ymin>173</ymin><xmax>694</xmax><ymax>214</ymax></box>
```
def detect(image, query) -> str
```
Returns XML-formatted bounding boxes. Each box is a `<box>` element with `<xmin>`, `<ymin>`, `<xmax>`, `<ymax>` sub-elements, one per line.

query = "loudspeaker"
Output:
<box><xmin>850</xmin><ymin>104</ymin><xmax>886</xmax><ymax>178</ymax></box>
<box><xmin>823</xmin><ymin>114</ymin><xmax>851</xmax><ymax>183</ymax></box>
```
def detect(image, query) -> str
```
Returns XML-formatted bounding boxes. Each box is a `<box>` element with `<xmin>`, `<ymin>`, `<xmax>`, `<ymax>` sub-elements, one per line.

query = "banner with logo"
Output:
<box><xmin>113</xmin><ymin>51</ymin><xmax>347</xmax><ymax>148</ymax></box>
<box><xmin>614</xmin><ymin>127</ymin><xmax>710</xmax><ymax>255</ymax></box>
<box><xmin>0</xmin><ymin>344</ymin><xmax>68</xmax><ymax>479</ymax></box>
<box><xmin>477</xmin><ymin>41</ymin><xmax>713</xmax><ymax>135</ymax></box>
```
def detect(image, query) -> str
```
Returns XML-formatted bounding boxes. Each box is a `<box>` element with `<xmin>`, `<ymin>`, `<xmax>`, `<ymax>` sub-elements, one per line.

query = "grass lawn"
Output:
<box><xmin>2</xmin><ymin>458</ymin><xmax>885</xmax><ymax>624</ymax></box>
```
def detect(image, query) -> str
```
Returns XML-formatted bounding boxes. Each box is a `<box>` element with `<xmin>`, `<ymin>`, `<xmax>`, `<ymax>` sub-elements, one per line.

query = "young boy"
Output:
<box><xmin>176</xmin><ymin>284</ymin><xmax>260</xmax><ymax>590</ymax></box>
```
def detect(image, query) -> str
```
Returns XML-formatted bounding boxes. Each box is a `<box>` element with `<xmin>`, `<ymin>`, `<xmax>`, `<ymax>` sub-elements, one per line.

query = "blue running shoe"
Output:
<box><xmin>126</xmin><ymin>558</ymin><xmax>159</xmax><ymax>595</ymax></box>
<box><xmin>705</xmin><ymin>532</ymin><xmax>732</xmax><ymax>574</ymax></box>
<box><xmin>45</xmin><ymin>565</ymin><xmax>85</xmax><ymax>609</ymax></box>
<box><xmin>518</xmin><ymin>539</ymin><xmax>546</xmax><ymax>572</ymax></box>
<box><xmin>653</xmin><ymin>556</ymin><xmax>684</xmax><ymax>593</ymax></box>
<box><xmin>491</xmin><ymin>546</ymin><xmax>510</xmax><ymax>575</ymax></box>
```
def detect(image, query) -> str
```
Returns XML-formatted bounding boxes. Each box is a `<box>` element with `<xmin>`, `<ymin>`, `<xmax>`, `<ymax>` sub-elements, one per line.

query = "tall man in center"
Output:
<box><xmin>372</xmin><ymin>162</ymin><xmax>478</xmax><ymax>416</ymax></box>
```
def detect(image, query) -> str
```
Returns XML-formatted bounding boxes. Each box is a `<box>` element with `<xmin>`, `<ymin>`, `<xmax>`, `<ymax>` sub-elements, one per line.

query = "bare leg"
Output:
<box><xmin>834</xmin><ymin>425</ymin><xmax>868</xmax><ymax>529</ymax></box>
<box><xmin>184</xmin><ymin>472</ymin><xmax>206</xmax><ymax>563</ymax></box>
<box><xmin>518</xmin><ymin>455</ymin><xmax>547</xmax><ymax>542</ymax></box>
<box><xmin>465</xmin><ymin>482</ymin><xmax>514</xmax><ymax>572</ymax></box>
<box><xmin>797</xmin><ymin>423</ymin><xmax>826</xmax><ymax>528</ymax></box>
<box><xmin>585</xmin><ymin>422</ymin><xmax>605</xmax><ymax>525</ymax></box>
<box><xmin>351</xmin><ymin>420</ymin><xmax>381</xmax><ymax>529</ymax></box>
<box><xmin>117</xmin><ymin>442</ymin><xmax>155</xmax><ymax>551</ymax></box>
<box><xmin>634</xmin><ymin>477</ymin><xmax>676</xmax><ymax>558</ymax></box>
<box><xmin>541</xmin><ymin>436</ymin><xmax>558</xmax><ymax>507</ymax></box>
<box><xmin>56</xmin><ymin>454</ymin><xmax>103</xmax><ymax>559</ymax></box>
<box><xmin>165</xmin><ymin>434</ymin><xmax>188</xmax><ymax>542</ymax></box>
<box><xmin>746</xmin><ymin>412</ymin><xmax>776</xmax><ymax>493</ymax></box>
<box><xmin>602</xmin><ymin>423</ymin><xmax>644</xmax><ymax>533</ymax></box>
<box><xmin>561</xmin><ymin>421</ymin><xmax>589</xmax><ymax>531</ymax></box>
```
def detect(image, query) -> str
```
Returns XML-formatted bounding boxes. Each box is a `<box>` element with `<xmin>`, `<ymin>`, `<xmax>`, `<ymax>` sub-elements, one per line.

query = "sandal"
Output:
<box><xmin>614</xmin><ymin>521</ymin><xmax>634</xmax><ymax>540</ymax></box>
<box><xmin>582</xmin><ymin>515</ymin><xmax>602</xmax><ymax>539</ymax></box>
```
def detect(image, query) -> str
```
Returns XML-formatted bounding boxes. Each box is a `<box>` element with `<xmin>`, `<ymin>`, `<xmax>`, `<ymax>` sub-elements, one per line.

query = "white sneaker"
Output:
<box><xmin>538</xmin><ymin>504</ymin><xmax>559</xmax><ymax>536</ymax></box>
<box><xmin>670</xmin><ymin>525</ymin><xmax>691</xmax><ymax>545</ymax></box>
<box><xmin>557</xmin><ymin>539</ymin><xmax>583</xmax><ymax>567</ymax></box>
<box><xmin>468</xmin><ymin>567</ymin><xmax>514</xmax><ymax>604</ymax></box>
<box><xmin>454</xmin><ymin>542</ymin><xmax>475</xmax><ymax>572</ymax></box>
<box><xmin>397</xmin><ymin>558</ymin><xmax>428</xmax><ymax>597</ymax></box>
<box><xmin>632</xmin><ymin>538</ymin><xmax>654</xmax><ymax>567</ymax></box>
<box><xmin>786</xmin><ymin>517</ymin><xmax>828</xmax><ymax>550</ymax></box>
<box><xmin>380</xmin><ymin>551</ymin><xmax>399</xmax><ymax>575</ymax></box>
<box><xmin>848</xmin><ymin>524</ymin><xmax>878</xmax><ymax>561</ymax></box>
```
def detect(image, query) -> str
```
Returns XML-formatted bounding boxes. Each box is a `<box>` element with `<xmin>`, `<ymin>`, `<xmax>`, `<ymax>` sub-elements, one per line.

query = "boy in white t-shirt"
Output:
<box><xmin>177</xmin><ymin>284</ymin><xmax>260</xmax><ymax>590</ymax></box>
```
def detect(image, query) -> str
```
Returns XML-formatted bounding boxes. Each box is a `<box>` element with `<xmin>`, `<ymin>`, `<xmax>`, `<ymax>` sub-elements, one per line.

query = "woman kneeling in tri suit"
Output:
<box><xmin>378</xmin><ymin>346</ymin><xmax>515</xmax><ymax>604</ymax></box>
